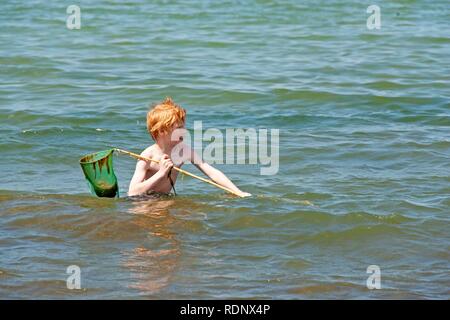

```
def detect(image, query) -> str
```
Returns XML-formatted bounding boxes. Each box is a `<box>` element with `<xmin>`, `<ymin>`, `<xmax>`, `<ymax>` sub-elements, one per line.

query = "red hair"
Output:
<box><xmin>146</xmin><ymin>97</ymin><xmax>186</xmax><ymax>139</ymax></box>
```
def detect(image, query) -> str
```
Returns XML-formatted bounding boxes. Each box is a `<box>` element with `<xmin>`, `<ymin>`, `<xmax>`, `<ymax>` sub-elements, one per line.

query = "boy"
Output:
<box><xmin>128</xmin><ymin>97</ymin><xmax>251</xmax><ymax>197</ymax></box>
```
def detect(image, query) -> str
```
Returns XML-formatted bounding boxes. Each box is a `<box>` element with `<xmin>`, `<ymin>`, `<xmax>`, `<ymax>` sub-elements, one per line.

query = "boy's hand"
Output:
<box><xmin>158</xmin><ymin>154</ymin><xmax>174</xmax><ymax>176</ymax></box>
<box><xmin>238</xmin><ymin>191</ymin><xmax>252</xmax><ymax>197</ymax></box>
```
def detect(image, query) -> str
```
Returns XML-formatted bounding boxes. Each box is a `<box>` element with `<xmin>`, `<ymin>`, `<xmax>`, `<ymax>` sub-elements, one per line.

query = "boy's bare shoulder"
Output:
<box><xmin>135</xmin><ymin>146</ymin><xmax>157</xmax><ymax>171</ymax></box>
<box><xmin>140</xmin><ymin>145</ymin><xmax>157</xmax><ymax>157</ymax></box>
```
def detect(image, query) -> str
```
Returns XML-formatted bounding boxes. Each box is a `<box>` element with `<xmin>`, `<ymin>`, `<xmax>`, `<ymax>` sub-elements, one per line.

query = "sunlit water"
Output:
<box><xmin>0</xmin><ymin>0</ymin><xmax>449</xmax><ymax>299</ymax></box>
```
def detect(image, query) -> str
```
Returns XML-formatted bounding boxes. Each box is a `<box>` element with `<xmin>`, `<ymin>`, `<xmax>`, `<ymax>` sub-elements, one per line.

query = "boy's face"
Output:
<box><xmin>167</xmin><ymin>121</ymin><xmax>186</xmax><ymax>145</ymax></box>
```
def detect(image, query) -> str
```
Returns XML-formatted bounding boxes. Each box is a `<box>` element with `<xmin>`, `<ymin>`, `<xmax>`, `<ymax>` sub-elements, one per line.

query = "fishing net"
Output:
<box><xmin>79</xmin><ymin>149</ymin><xmax>119</xmax><ymax>198</ymax></box>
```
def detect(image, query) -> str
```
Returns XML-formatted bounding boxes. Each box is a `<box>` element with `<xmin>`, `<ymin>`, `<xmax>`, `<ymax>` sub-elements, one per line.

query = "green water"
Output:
<box><xmin>0</xmin><ymin>0</ymin><xmax>449</xmax><ymax>299</ymax></box>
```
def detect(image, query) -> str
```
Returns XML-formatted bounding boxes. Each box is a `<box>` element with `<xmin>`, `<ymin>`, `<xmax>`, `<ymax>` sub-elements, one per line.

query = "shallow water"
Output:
<box><xmin>0</xmin><ymin>0</ymin><xmax>449</xmax><ymax>299</ymax></box>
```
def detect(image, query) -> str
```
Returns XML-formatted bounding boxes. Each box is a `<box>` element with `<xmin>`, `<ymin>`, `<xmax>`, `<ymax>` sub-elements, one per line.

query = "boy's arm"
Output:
<box><xmin>190</xmin><ymin>149</ymin><xmax>251</xmax><ymax>197</ymax></box>
<box><xmin>127</xmin><ymin>159</ymin><xmax>168</xmax><ymax>196</ymax></box>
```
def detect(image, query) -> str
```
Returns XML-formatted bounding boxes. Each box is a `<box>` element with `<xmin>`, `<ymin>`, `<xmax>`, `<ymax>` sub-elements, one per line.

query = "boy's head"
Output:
<box><xmin>147</xmin><ymin>97</ymin><xmax>186</xmax><ymax>142</ymax></box>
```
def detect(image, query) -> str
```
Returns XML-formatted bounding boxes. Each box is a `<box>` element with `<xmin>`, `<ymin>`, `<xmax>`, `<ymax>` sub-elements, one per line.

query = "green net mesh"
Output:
<box><xmin>79</xmin><ymin>149</ymin><xmax>119</xmax><ymax>198</ymax></box>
